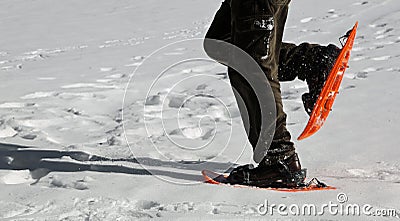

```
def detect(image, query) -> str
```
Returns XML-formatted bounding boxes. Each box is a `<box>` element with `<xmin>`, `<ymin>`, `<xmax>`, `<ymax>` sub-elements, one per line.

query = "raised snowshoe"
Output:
<box><xmin>302</xmin><ymin>44</ymin><xmax>341</xmax><ymax>115</ymax></box>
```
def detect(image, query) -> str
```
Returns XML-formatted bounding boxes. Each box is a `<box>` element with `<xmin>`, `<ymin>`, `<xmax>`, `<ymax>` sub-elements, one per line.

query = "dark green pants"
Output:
<box><xmin>205</xmin><ymin>0</ymin><xmax>337</xmax><ymax>157</ymax></box>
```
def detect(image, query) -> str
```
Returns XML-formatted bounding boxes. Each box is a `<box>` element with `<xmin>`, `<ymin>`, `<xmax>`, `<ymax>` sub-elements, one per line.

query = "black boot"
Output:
<box><xmin>302</xmin><ymin>44</ymin><xmax>341</xmax><ymax>115</ymax></box>
<box><xmin>227</xmin><ymin>153</ymin><xmax>306</xmax><ymax>188</ymax></box>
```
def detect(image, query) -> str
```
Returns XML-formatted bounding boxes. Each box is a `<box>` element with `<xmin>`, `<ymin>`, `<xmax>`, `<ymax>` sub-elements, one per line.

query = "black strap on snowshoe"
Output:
<box><xmin>305</xmin><ymin>177</ymin><xmax>328</xmax><ymax>188</ymax></box>
<box><xmin>339</xmin><ymin>28</ymin><xmax>353</xmax><ymax>47</ymax></box>
<box><xmin>277</xmin><ymin>159</ymin><xmax>307</xmax><ymax>187</ymax></box>
<box><xmin>227</xmin><ymin>164</ymin><xmax>254</xmax><ymax>185</ymax></box>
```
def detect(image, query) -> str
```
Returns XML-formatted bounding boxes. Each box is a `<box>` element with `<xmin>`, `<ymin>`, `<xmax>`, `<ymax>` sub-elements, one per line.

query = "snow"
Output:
<box><xmin>0</xmin><ymin>0</ymin><xmax>399</xmax><ymax>220</ymax></box>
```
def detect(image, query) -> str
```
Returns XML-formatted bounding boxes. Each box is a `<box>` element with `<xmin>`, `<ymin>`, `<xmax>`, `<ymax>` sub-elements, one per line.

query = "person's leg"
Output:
<box><xmin>204</xmin><ymin>0</ymin><xmax>306</xmax><ymax>187</ymax></box>
<box><xmin>205</xmin><ymin>0</ymin><xmax>303</xmax><ymax>163</ymax></box>
<box><xmin>230</xmin><ymin>0</ymin><xmax>295</xmax><ymax>158</ymax></box>
<box><xmin>204</xmin><ymin>1</ymin><xmax>264</xmax><ymax>153</ymax></box>
<box><xmin>278</xmin><ymin>42</ymin><xmax>341</xmax><ymax>114</ymax></box>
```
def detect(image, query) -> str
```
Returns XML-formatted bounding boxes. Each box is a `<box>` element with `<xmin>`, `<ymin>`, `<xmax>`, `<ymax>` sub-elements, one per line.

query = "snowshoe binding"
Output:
<box><xmin>226</xmin><ymin>153</ymin><xmax>307</xmax><ymax>188</ymax></box>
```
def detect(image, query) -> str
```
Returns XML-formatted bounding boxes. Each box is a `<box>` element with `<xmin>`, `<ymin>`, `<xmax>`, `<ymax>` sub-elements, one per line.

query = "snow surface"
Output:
<box><xmin>0</xmin><ymin>0</ymin><xmax>399</xmax><ymax>220</ymax></box>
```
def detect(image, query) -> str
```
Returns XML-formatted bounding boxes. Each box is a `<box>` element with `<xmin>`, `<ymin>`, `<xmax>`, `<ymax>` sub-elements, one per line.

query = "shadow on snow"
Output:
<box><xmin>0</xmin><ymin>143</ymin><xmax>235</xmax><ymax>184</ymax></box>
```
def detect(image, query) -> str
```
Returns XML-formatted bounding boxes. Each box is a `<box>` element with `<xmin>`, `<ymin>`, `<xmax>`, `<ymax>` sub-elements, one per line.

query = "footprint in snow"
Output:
<box><xmin>163</xmin><ymin>48</ymin><xmax>187</xmax><ymax>56</ymax></box>
<box><xmin>61</xmin><ymin>83</ymin><xmax>117</xmax><ymax>89</ymax></box>
<box><xmin>196</xmin><ymin>84</ymin><xmax>208</xmax><ymax>90</ymax></box>
<box><xmin>124</xmin><ymin>62</ymin><xmax>143</xmax><ymax>67</ymax></box>
<box><xmin>369</xmin><ymin>23</ymin><xmax>387</xmax><ymax>28</ymax></box>
<box><xmin>145</xmin><ymin>95</ymin><xmax>161</xmax><ymax>106</ymax></box>
<box><xmin>49</xmin><ymin>175</ymin><xmax>90</xmax><ymax>190</ymax></box>
<box><xmin>352</xmin><ymin>1</ymin><xmax>368</xmax><ymax>6</ymax></box>
<box><xmin>163</xmin><ymin>52</ymin><xmax>185</xmax><ymax>56</ymax></box>
<box><xmin>0</xmin><ymin>102</ymin><xmax>36</xmax><ymax>108</ymax></box>
<box><xmin>289</xmin><ymin>106</ymin><xmax>302</xmax><ymax>112</ymax></box>
<box><xmin>20</xmin><ymin>91</ymin><xmax>58</xmax><ymax>99</ymax></box>
<box><xmin>168</xmin><ymin>95</ymin><xmax>186</xmax><ymax>108</ymax></box>
<box><xmin>0</xmin><ymin>59</ymin><xmax>11</xmax><ymax>65</ymax></box>
<box><xmin>344</xmin><ymin>85</ymin><xmax>356</xmax><ymax>90</ymax></box>
<box><xmin>372</xmin><ymin>55</ymin><xmax>391</xmax><ymax>61</ymax></box>
<box><xmin>37</xmin><ymin>77</ymin><xmax>56</xmax><ymax>81</ymax></box>
<box><xmin>100</xmin><ymin>67</ymin><xmax>116</xmax><ymax>72</ymax></box>
<box><xmin>352</xmin><ymin>55</ymin><xmax>368</xmax><ymax>61</ymax></box>
<box><xmin>96</xmin><ymin>79</ymin><xmax>114</xmax><ymax>83</ymax></box>
<box><xmin>355</xmin><ymin>72</ymin><xmax>368</xmax><ymax>79</ymax></box>
<box><xmin>132</xmin><ymin>55</ymin><xmax>145</xmax><ymax>61</ymax></box>
<box><xmin>20</xmin><ymin>133</ymin><xmax>38</xmax><ymax>140</ymax></box>
<box><xmin>375</xmin><ymin>28</ymin><xmax>394</xmax><ymax>35</ymax></box>
<box><xmin>300</xmin><ymin>17</ymin><xmax>313</xmax><ymax>23</ymax></box>
<box><xmin>352</xmin><ymin>47</ymin><xmax>366</xmax><ymax>52</ymax></box>
<box><xmin>287</xmin><ymin>122</ymin><xmax>299</xmax><ymax>126</ymax></box>
<box><xmin>281</xmin><ymin>90</ymin><xmax>300</xmax><ymax>100</ymax></box>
